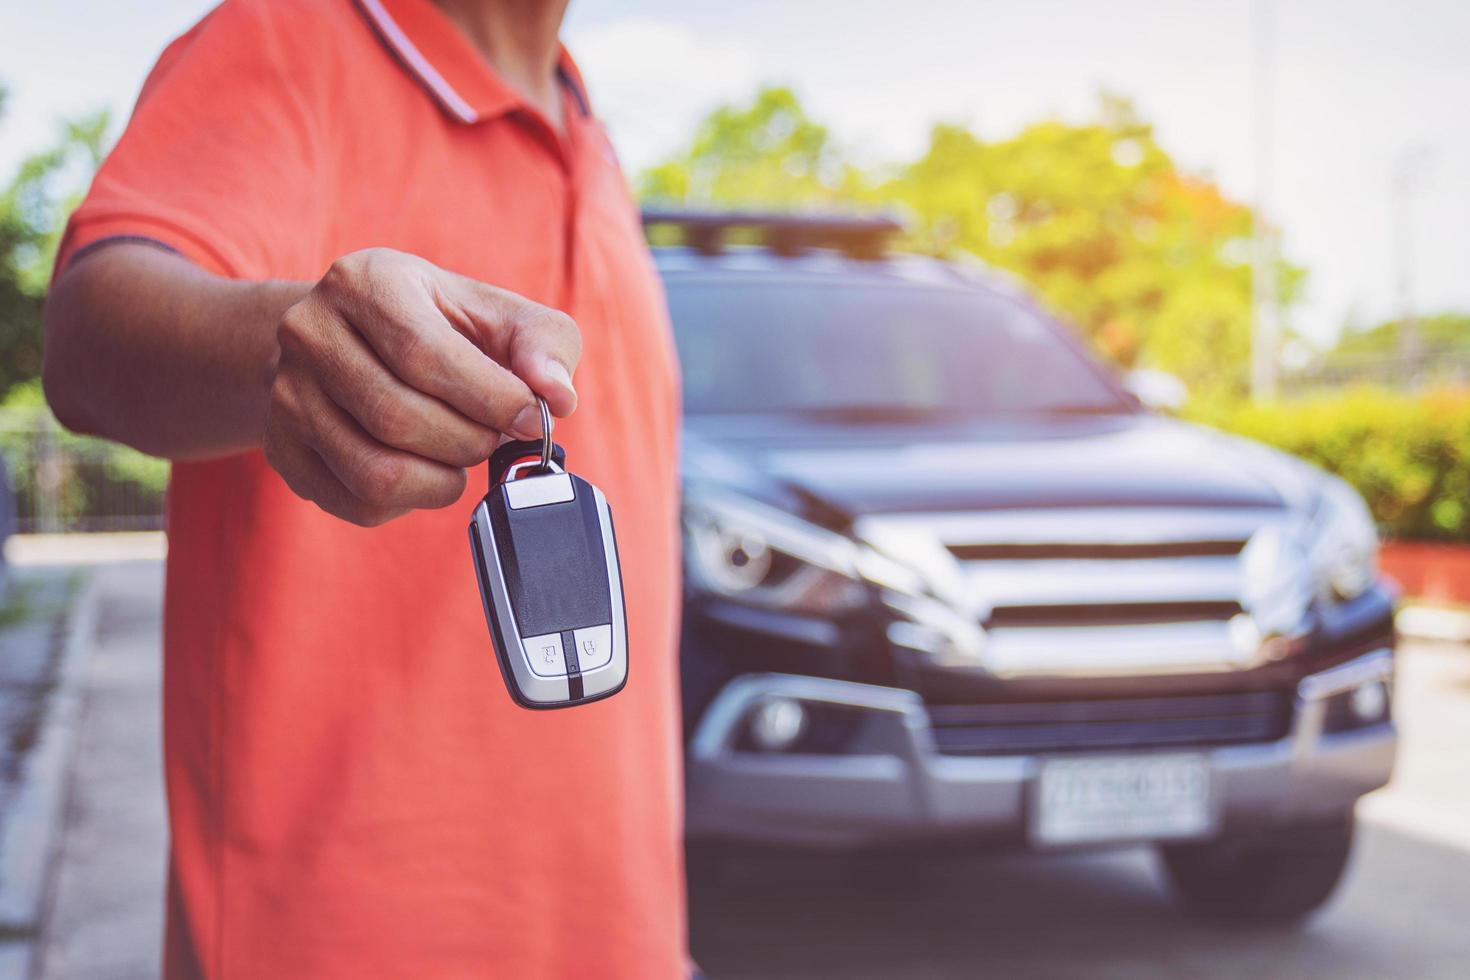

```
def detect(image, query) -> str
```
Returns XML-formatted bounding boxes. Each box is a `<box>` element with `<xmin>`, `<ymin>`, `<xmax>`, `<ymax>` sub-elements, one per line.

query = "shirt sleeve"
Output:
<box><xmin>56</xmin><ymin>0</ymin><xmax>326</xmax><ymax>281</ymax></box>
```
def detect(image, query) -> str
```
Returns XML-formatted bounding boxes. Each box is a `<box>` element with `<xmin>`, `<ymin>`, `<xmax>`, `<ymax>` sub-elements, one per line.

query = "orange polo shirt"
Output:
<box><xmin>56</xmin><ymin>0</ymin><xmax>685</xmax><ymax>976</ymax></box>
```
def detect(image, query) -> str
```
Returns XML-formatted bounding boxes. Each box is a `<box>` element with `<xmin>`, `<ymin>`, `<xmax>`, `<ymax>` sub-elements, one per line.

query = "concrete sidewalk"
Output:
<box><xmin>30</xmin><ymin>563</ymin><xmax>166</xmax><ymax>980</ymax></box>
<box><xmin>0</xmin><ymin>568</ymin><xmax>86</xmax><ymax>979</ymax></box>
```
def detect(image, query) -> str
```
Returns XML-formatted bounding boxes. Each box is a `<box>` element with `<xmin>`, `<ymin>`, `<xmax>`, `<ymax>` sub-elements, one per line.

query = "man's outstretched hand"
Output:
<box><xmin>264</xmin><ymin>248</ymin><xmax>581</xmax><ymax>526</ymax></box>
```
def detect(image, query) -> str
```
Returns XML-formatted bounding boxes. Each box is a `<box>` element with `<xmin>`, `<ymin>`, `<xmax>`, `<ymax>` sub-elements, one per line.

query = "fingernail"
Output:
<box><xmin>510</xmin><ymin>404</ymin><xmax>542</xmax><ymax>441</ymax></box>
<box><xmin>542</xmin><ymin>357</ymin><xmax>575</xmax><ymax>398</ymax></box>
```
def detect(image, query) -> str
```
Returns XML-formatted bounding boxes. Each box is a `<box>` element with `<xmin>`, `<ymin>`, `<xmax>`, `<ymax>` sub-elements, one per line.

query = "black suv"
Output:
<box><xmin>651</xmin><ymin>211</ymin><xmax>1397</xmax><ymax>923</ymax></box>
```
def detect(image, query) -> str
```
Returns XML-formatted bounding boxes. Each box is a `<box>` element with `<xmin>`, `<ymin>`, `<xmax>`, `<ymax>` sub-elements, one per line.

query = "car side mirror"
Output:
<box><xmin>1123</xmin><ymin>369</ymin><xmax>1188</xmax><ymax>413</ymax></box>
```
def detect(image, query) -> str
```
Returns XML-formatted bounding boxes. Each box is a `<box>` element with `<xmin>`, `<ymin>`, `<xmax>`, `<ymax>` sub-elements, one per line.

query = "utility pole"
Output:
<box><xmin>1393</xmin><ymin>145</ymin><xmax>1431</xmax><ymax>387</ymax></box>
<box><xmin>1250</xmin><ymin>0</ymin><xmax>1279</xmax><ymax>401</ymax></box>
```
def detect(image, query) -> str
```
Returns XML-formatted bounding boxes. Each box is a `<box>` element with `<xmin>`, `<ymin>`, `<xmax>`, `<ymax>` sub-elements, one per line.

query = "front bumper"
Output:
<box><xmin>685</xmin><ymin>648</ymin><xmax>1397</xmax><ymax>848</ymax></box>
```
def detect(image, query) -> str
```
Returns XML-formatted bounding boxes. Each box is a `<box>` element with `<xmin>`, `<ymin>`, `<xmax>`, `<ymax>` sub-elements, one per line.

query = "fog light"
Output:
<box><xmin>748</xmin><ymin>697</ymin><xmax>807</xmax><ymax>751</ymax></box>
<box><xmin>1350</xmin><ymin>680</ymin><xmax>1389</xmax><ymax>724</ymax></box>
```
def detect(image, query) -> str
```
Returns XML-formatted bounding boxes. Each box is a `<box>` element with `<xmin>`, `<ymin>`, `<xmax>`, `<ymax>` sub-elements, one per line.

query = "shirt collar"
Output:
<box><xmin>353</xmin><ymin>0</ymin><xmax>588</xmax><ymax>125</ymax></box>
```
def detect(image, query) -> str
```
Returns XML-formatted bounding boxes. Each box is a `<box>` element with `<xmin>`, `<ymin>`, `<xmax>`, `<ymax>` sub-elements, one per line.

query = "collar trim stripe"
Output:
<box><xmin>356</xmin><ymin>0</ymin><xmax>478</xmax><ymax>123</ymax></box>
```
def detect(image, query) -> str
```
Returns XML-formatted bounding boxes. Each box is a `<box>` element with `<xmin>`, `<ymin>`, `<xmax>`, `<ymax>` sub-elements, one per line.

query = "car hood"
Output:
<box><xmin>682</xmin><ymin>412</ymin><xmax>1322</xmax><ymax>522</ymax></box>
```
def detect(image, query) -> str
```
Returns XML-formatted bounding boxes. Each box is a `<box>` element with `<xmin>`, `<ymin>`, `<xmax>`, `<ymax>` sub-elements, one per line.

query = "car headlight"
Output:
<box><xmin>683</xmin><ymin>490</ymin><xmax>870</xmax><ymax>615</ymax></box>
<box><xmin>683</xmin><ymin>491</ymin><xmax>988</xmax><ymax>660</ymax></box>
<box><xmin>1239</xmin><ymin>479</ymin><xmax>1379</xmax><ymax>647</ymax></box>
<box><xmin>1239</xmin><ymin>523</ymin><xmax>1315</xmax><ymax>641</ymax></box>
<box><xmin>1308</xmin><ymin>479</ymin><xmax>1379</xmax><ymax>602</ymax></box>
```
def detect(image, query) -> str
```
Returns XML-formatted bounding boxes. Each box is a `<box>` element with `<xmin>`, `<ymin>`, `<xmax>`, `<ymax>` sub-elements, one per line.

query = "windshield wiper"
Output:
<box><xmin>1032</xmin><ymin>402</ymin><xmax>1134</xmax><ymax>416</ymax></box>
<box><xmin>782</xmin><ymin>404</ymin><xmax>959</xmax><ymax>423</ymax></box>
<box><xmin>750</xmin><ymin>402</ymin><xmax>1132</xmax><ymax>423</ymax></box>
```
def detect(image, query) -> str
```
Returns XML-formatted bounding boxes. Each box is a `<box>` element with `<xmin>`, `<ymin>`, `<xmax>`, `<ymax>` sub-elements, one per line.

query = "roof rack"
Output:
<box><xmin>641</xmin><ymin>208</ymin><xmax>903</xmax><ymax>261</ymax></box>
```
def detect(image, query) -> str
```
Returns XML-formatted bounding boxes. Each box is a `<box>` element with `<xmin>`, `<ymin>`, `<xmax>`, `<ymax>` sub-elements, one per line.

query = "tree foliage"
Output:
<box><xmin>640</xmin><ymin>87</ymin><xmax>866</xmax><ymax>209</ymax></box>
<box><xmin>639</xmin><ymin>86</ymin><xmax>1304</xmax><ymax>396</ymax></box>
<box><xmin>0</xmin><ymin>85</ymin><xmax>109</xmax><ymax>397</ymax></box>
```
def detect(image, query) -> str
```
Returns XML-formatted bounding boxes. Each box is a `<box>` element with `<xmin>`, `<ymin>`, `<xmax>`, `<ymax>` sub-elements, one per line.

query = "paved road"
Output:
<box><xmin>30</xmin><ymin>563</ymin><xmax>1470</xmax><ymax>978</ymax></box>
<box><xmin>691</xmin><ymin>641</ymin><xmax>1470</xmax><ymax>980</ymax></box>
<box><xmin>34</xmin><ymin>564</ymin><xmax>166</xmax><ymax>980</ymax></box>
<box><xmin>691</xmin><ymin>810</ymin><xmax>1470</xmax><ymax>980</ymax></box>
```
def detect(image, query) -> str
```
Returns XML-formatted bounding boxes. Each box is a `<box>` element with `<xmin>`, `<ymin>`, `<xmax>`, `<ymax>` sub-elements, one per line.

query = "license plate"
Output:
<box><xmin>1031</xmin><ymin>753</ymin><xmax>1214</xmax><ymax>847</ymax></box>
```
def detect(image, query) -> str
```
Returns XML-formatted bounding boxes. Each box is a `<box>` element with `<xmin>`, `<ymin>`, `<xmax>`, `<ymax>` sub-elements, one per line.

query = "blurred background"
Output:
<box><xmin>3</xmin><ymin>0</ymin><xmax>1469</xmax><ymax>548</ymax></box>
<box><xmin>0</xmin><ymin>1</ymin><xmax>1467</xmax><ymax>978</ymax></box>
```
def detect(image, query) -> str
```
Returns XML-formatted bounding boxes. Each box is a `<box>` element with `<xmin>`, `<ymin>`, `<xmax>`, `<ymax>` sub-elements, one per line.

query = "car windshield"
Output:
<box><xmin>666</xmin><ymin>278</ymin><xmax>1131</xmax><ymax>419</ymax></box>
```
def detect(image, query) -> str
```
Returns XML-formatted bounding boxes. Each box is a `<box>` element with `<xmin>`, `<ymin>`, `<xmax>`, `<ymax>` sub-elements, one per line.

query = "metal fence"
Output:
<box><xmin>1283</xmin><ymin>350</ymin><xmax>1470</xmax><ymax>397</ymax></box>
<box><xmin>0</xmin><ymin>409</ymin><xmax>166</xmax><ymax>534</ymax></box>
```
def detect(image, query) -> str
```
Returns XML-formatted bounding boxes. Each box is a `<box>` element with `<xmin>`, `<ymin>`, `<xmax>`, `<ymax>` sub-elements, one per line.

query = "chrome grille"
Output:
<box><xmin>859</xmin><ymin>506</ymin><xmax>1291</xmax><ymax>678</ymax></box>
<box><xmin>946</xmin><ymin>540</ymin><xmax>1245</xmax><ymax>561</ymax></box>
<box><xmin>985</xmin><ymin>600</ymin><xmax>1241</xmax><ymax>628</ymax></box>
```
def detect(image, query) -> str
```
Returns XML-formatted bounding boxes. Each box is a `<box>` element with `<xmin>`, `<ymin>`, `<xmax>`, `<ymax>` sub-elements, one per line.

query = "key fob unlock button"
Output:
<box><xmin>573</xmin><ymin>625</ymin><xmax>614</xmax><ymax>671</ymax></box>
<box><xmin>521</xmin><ymin>632</ymin><xmax>567</xmax><ymax>677</ymax></box>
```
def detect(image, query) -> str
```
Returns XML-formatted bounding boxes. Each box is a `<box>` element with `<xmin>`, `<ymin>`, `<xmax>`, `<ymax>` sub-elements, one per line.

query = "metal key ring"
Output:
<box><xmin>537</xmin><ymin>396</ymin><xmax>553</xmax><ymax>473</ymax></box>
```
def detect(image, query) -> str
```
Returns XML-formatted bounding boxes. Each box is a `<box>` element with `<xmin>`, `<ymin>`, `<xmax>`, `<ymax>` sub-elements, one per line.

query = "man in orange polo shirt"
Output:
<box><xmin>42</xmin><ymin>0</ymin><xmax>685</xmax><ymax>976</ymax></box>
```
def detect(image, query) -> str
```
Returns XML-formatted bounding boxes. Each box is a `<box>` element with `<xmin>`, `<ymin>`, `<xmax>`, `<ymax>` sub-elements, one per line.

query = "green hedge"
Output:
<box><xmin>1186</xmin><ymin>387</ymin><xmax>1470</xmax><ymax>543</ymax></box>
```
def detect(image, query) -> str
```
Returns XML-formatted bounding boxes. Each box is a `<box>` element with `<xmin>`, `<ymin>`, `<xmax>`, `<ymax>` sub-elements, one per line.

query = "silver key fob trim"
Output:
<box><xmin>469</xmin><ymin>473</ymin><xmax>628</xmax><ymax>709</ymax></box>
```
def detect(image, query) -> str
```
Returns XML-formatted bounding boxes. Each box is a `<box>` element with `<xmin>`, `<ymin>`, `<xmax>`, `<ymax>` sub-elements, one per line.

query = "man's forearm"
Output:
<box><xmin>42</xmin><ymin>241</ymin><xmax>583</xmax><ymax>525</ymax></box>
<box><xmin>43</xmin><ymin>243</ymin><xmax>309</xmax><ymax>460</ymax></box>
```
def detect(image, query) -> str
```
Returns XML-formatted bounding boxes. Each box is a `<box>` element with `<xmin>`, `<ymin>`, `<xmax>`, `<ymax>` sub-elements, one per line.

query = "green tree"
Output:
<box><xmin>883</xmin><ymin>95</ymin><xmax>1305</xmax><ymax>394</ymax></box>
<box><xmin>639</xmin><ymin>87</ymin><xmax>866</xmax><ymax>208</ymax></box>
<box><xmin>0</xmin><ymin>85</ymin><xmax>109</xmax><ymax>397</ymax></box>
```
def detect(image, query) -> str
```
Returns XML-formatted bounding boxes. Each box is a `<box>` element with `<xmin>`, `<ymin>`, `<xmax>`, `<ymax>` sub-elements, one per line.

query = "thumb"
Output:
<box><xmin>505</xmin><ymin>304</ymin><xmax>580</xmax><ymax>418</ymax></box>
<box><xmin>447</xmin><ymin>276</ymin><xmax>581</xmax><ymax>418</ymax></box>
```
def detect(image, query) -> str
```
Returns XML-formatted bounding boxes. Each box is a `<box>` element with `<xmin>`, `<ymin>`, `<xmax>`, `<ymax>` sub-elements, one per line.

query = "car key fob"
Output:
<box><xmin>468</xmin><ymin>399</ymin><xmax>627</xmax><ymax>709</ymax></box>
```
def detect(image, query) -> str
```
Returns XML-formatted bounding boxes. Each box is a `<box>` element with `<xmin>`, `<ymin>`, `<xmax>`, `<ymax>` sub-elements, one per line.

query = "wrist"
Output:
<box><xmin>251</xmin><ymin>278</ymin><xmax>314</xmax><ymax>389</ymax></box>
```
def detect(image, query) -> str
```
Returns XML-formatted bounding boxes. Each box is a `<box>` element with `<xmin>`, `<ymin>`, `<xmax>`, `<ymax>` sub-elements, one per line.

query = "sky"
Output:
<box><xmin>2</xmin><ymin>0</ymin><xmax>1466</xmax><ymax>345</ymax></box>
